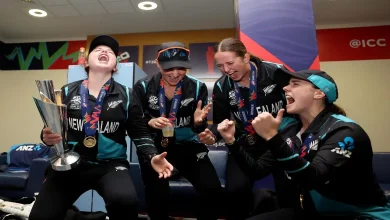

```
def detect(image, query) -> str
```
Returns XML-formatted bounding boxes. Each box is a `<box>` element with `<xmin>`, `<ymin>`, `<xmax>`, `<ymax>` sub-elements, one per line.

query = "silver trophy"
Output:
<box><xmin>33</xmin><ymin>80</ymin><xmax>80</xmax><ymax>171</ymax></box>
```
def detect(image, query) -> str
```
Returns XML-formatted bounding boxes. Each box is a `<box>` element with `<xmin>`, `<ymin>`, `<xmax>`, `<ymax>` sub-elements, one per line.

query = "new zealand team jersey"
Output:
<box><xmin>43</xmin><ymin>79</ymin><xmax>158</xmax><ymax>162</ymax></box>
<box><xmin>132</xmin><ymin>73</ymin><xmax>208</xmax><ymax>145</ymax></box>
<box><xmin>211</xmin><ymin>57</ymin><xmax>295</xmax><ymax>150</ymax></box>
<box><xmin>228</xmin><ymin>107</ymin><xmax>389</xmax><ymax>218</ymax></box>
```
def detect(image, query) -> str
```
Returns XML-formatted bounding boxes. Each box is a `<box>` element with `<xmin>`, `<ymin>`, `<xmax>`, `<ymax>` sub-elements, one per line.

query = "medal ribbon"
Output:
<box><xmin>80</xmin><ymin>78</ymin><xmax>111</xmax><ymax>138</ymax></box>
<box><xmin>300</xmin><ymin>134</ymin><xmax>314</xmax><ymax>158</ymax></box>
<box><xmin>233</xmin><ymin>63</ymin><xmax>257</xmax><ymax>135</ymax></box>
<box><xmin>159</xmin><ymin>78</ymin><xmax>183</xmax><ymax>122</ymax></box>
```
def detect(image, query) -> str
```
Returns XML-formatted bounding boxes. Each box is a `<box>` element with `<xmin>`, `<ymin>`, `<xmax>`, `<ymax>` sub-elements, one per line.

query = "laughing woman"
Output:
<box><xmin>218</xmin><ymin>69</ymin><xmax>390</xmax><ymax>219</ymax></box>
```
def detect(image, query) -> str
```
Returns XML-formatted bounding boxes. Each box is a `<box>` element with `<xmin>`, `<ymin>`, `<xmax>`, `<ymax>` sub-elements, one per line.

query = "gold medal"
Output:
<box><xmin>161</xmin><ymin>137</ymin><xmax>169</xmax><ymax>147</ymax></box>
<box><xmin>83</xmin><ymin>136</ymin><xmax>96</xmax><ymax>148</ymax></box>
<box><xmin>245</xmin><ymin>134</ymin><xmax>257</xmax><ymax>146</ymax></box>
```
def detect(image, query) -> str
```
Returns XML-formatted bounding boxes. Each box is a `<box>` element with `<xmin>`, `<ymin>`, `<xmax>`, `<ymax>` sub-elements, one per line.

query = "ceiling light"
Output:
<box><xmin>138</xmin><ymin>1</ymin><xmax>158</xmax><ymax>10</ymax></box>
<box><xmin>29</xmin><ymin>9</ymin><xmax>47</xmax><ymax>17</ymax></box>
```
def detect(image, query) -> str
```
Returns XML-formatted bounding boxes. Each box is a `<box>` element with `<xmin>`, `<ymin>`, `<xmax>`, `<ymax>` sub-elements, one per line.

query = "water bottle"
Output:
<box><xmin>77</xmin><ymin>47</ymin><xmax>86</xmax><ymax>65</ymax></box>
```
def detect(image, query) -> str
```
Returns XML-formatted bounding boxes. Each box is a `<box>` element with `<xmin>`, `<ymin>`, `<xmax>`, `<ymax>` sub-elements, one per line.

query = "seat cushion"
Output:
<box><xmin>170</xmin><ymin>178</ymin><xmax>197</xmax><ymax>197</ymax></box>
<box><xmin>208</xmin><ymin>150</ymin><xmax>228</xmax><ymax>179</ymax></box>
<box><xmin>253</xmin><ymin>174</ymin><xmax>275</xmax><ymax>191</ymax></box>
<box><xmin>373</xmin><ymin>153</ymin><xmax>390</xmax><ymax>183</ymax></box>
<box><xmin>169</xmin><ymin>177</ymin><xmax>226</xmax><ymax>197</ymax></box>
<box><xmin>379</xmin><ymin>183</ymin><xmax>390</xmax><ymax>200</ymax></box>
<box><xmin>0</xmin><ymin>172</ymin><xmax>28</xmax><ymax>189</ymax></box>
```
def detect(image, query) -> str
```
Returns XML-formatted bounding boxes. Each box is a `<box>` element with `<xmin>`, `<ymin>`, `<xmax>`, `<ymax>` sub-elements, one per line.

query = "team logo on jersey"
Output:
<box><xmin>286</xmin><ymin>138</ymin><xmax>293</xmax><ymax>148</ymax></box>
<box><xmin>180</xmin><ymin>98</ymin><xmax>194</xmax><ymax>107</ymax></box>
<box><xmin>309</xmin><ymin>139</ymin><xmax>319</xmax><ymax>152</ymax></box>
<box><xmin>229</xmin><ymin>90</ymin><xmax>237</xmax><ymax>106</ymax></box>
<box><xmin>196</xmin><ymin>152</ymin><xmax>207</xmax><ymax>161</ymax></box>
<box><xmin>331</xmin><ymin>136</ymin><xmax>355</xmax><ymax>158</ymax></box>
<box><xmin>148</xmin><ymin>95</ymin><xmax>159</xmax><ymax>110</ymax></box>
<box><xmin>263</xmin><ymin>84</ymin><xmax>277</xmax><ymax>96</ymax></box>
<box><xmin>69</xmin><ymin>96</ymin><xmax>81</xmax><ymax>110</ymax></box>
<box><xmin>107</xmin><ymin>100</ymin><xmax>123</xmax><ymax>110</ymax></box>
<box><xmin>115</xmin><ymin>166</ymin><xmax>128</xmax><ymax>171</ymax></box>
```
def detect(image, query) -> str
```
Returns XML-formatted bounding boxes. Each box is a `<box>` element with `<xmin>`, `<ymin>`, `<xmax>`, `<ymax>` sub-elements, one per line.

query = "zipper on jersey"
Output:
<box><xmin>300</xmin><ymin>194</ymin><xmax>304</xmax><ymax>210</ymax></box>
<box><xmin>299</xmin><ymin>186</ymin><xmax>304</xmax><ymax>210</ymax></box>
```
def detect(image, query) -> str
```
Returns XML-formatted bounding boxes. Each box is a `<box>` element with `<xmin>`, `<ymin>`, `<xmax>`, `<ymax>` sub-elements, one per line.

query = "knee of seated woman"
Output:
<box><xmin>29</xmin><ymin>212</ymin><xmax>66</xmax><ymax>220</ymax></box>
<box><xmin>195</xmin><ymin>182</ymin><xmax>223</xmax><ymax>196</ymax></box>
<box><xmin>105</xmin><ymin>190</ymin><xmax>138</xmax><ymax>207</ymax></box>
<box><xmin>226</xmin><ymin>182</ymin><xmax>253</xmax><ymax>193</ymax></box>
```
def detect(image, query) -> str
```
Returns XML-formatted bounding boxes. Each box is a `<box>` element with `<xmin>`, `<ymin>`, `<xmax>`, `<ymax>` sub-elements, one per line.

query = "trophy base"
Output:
<box><xmin>51</xmin><ymin>152</ymin><xmax>81</xmax><ymax>171</ymax></box>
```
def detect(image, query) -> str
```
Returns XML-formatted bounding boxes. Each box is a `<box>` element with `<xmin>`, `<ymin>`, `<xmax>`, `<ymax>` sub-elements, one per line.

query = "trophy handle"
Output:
<box><xmin>39</xmin><ymin>92</ymin><xmax>55</xmax><ymax>104</ymax></box>
<box><xmin>35</xmin><ymin>80</ymin><xmax>56</xmax><ymax>103</ymax></box>
<box><xmin>54</xmin><ymin>89</ymin><xmax>63</xmax><ymax>105</ymax></box>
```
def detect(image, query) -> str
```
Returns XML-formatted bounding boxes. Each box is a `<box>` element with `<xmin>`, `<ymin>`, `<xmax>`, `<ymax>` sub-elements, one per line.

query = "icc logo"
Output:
<box><xmin>349</xmin><ymin>39</ymin><xmax>387</xmax><ymax>48</ymax></box>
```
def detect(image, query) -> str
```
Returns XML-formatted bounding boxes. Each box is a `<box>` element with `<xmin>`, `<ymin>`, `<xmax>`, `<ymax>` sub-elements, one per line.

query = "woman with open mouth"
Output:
<box><xmin>218</xmin><ymin>69</ymin><xmax>390</xmax><ymax>219</ymax></box>
<box><xmin>198</xmin><ymin>37</ymin><xmax>296</xmax><ymax>219</ymax></box>
<box><xmin>30</xmin><ymin>35</ymin><xmax>172</xmax><ymax>220</ymax></box>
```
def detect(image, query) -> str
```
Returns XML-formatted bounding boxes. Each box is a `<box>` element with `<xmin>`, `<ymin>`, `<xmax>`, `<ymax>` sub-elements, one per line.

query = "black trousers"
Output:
<box><xmin>225</xmin><ymin>153</ymin><xmax>256</xmax><ymax>220</ymax></box>
<box><xmin>138</xmin><ymin>142</ymin><xmax>223</xmax><ymax>220</ymax></box>
<box><xmin>249</xmin><ymin>191</ymin><xmax>364</xmax><ymax>220</ymax></box>
<box><xmin>29</xmin><ymin>160</ymin><xmax>138</xmax><ymax>220</ymax></box>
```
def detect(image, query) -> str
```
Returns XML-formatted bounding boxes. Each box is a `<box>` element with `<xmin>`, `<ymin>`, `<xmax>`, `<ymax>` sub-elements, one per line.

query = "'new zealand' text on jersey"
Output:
<box><xmin>211</xmin><ymin>57</ymin><xmax>295</xmax><ymax>145</ymax></box>
<box><xmin>132</xmin><ymin>73</ymin><xmax>208</xmax><ymax>144</ymax></box>
<box><xmin>268</xmin><ymin>108</ymin><xmax>388</xmax><ymax>215</ymax></box>
<box><xmin>61</xmin><ymin>79</ymin><xmax>157</xmax><ymax>161</ymax></box>
<box><xmin>227</xmin><ymin>107</ymin><xmax>388</xmax><ymax>217</ymax></box>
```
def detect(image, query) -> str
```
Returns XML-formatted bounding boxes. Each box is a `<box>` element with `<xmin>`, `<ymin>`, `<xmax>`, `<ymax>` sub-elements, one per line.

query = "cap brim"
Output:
<box><xmin>159</xmin><ymin>60</ymin><xmax>192</xmax><ymax>70</ymax></box>
<box><xmin>274</xmin><ymin>68</ymin><xmax>308</xmax><ymax>86</ymax></box>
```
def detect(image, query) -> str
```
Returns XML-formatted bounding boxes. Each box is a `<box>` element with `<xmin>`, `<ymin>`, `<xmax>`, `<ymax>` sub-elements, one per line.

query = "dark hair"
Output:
<box><xmin>327</xmin><ymin>103</ymin><xmax>346</xmax><ymax>116</ymax></box>
<box><xmin>312</xmin><ymin>85</ymin><xmax>346</xmax><ymax>116</ymax></box>
<box><xmin>214</xmin><ymin>37</ymin><xmax>263</xmax><ymax>61</ymax></box>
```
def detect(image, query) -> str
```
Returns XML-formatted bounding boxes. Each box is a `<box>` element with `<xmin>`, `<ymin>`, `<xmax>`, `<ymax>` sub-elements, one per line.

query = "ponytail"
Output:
<box><xmin>248</xmin><ymin>52</ymin><xmax>264</xmax><ymax>61</ymax></box>
<box><xmin>327</xmin><ymin>103</ymin><xmax>346</xmax><ymax>116</ymax></box>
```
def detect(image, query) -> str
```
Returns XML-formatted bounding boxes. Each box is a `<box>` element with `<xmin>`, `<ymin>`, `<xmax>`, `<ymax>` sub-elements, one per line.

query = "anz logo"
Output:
<box><xmin>15</xmin><ymin>145</ymin><xmax>41</xmax><ymax>152</ymax></box>
<box><xmin>331</xmin><ymin>137</ymin><xmax>355</xmax><ymax>158</ymax></box>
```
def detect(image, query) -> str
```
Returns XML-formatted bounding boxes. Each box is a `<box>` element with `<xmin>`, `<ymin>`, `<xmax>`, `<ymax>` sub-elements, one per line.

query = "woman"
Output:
<box><xmin>218</xmin><ymin>69</ymin><xmax>390</xmax><ymax>219</ymax></box>
<box><xmin>132</xmin><ymin>41</ymin><xmax>223</xmax><ymax>220</ymax></box>
<box><xmin>29</xmin><ymin>35</ymin><xmax>172</xmax><ymax>220</ymax></box>
<box><xmin>198</xmin><ymin>37</ymin><xmax>295</xmax><ymax>219</ymax></box>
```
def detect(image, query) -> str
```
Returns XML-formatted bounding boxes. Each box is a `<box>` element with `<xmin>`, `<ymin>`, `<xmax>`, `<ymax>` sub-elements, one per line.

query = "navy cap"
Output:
<box><xmin>157</xmin><ymin>42</ymin><xmax>191</xmax><ymax>70</ymax></box>
<box><xmin>88</xmin><ymin>35</ymin><xmax>119</xmax><ymax>57</ymax></box>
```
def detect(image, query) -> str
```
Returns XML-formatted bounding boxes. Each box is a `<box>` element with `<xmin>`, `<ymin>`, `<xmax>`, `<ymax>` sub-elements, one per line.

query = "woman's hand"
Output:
<box><xmin>217</xmin><ymin>119</ymin><xmax>236</xmax><ymax>144</ymax></box>
<box><xmin>198</xmin><ymin>128</ymin><xmax>216</xmax><ymax>145</ymax></box>
<box><xmin>148</xmin><ymin>117</ymin><xmax>171</xmax><ymax>130</ymax></box>
<box><xmin>252</xmin><ymin>109</ymin><xmax>284</xmax><ymax>141</ymax></box>
<box><xmin>42</xmin><ymin>127</ymin><xmax>62</xmax><ymax>145</ymax></box>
